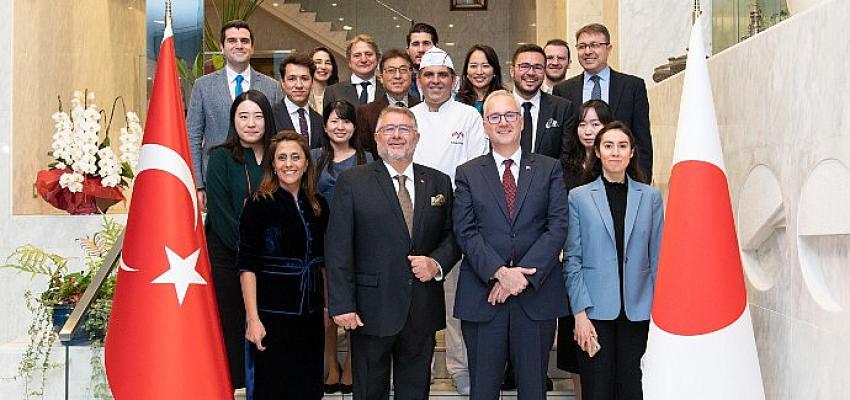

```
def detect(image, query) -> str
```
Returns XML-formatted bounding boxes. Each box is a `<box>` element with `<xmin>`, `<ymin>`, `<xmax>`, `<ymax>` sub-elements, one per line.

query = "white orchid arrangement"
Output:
<box><xmin>49</xmin><ymin>90</ymin><xmax>141</xmax><ymax>192</ymax></box>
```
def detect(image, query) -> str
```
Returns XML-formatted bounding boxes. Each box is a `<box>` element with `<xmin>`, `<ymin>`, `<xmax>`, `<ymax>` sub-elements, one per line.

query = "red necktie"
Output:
<box><xmin>502</xmin><ymin>159</ymin><xmax>516</xmax><ymax>219</ymax></box>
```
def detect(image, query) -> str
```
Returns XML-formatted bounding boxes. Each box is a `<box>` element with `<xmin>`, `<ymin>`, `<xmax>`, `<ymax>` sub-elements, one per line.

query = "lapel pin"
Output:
<box><xmin>525</xmin><ymin>166</ymin><xmax>531</xmax><ymax>170</ymax></box>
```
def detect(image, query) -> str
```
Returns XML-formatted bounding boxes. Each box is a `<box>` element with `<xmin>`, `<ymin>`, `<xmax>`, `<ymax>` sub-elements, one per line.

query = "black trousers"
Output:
<box><xmin>246</xmin><ymin>311</ymin><xmax>324</xmax><ymax>400</ymax></box>
<box><xmin>350</xmin><ymin>314</ymin><xmax>436</xmax><ymax>400</ymax></box>
<box><xmin>462</xmin><ymin>300</ymin><xmax>556</xmax><ymax>400</ymax></box>
<box><xmin>577</xmin><ymin>315</ymin><xmax>649</xmax><ymax>400</ymax></box>
<box><xmin>207</xmin><ymin>229</ymin><xmax>246</xmax><ymax>389</ymax></box>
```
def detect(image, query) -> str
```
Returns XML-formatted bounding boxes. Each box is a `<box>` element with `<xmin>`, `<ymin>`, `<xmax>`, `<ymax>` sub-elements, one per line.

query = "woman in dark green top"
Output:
<box><xmin>205</xmin><ymin>89</ymin><xmax>277</xmax><ymax>390</ymax></box>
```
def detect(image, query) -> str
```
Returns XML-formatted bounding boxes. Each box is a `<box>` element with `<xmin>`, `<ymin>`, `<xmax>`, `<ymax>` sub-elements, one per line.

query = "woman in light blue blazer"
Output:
<box><xmin>564</xmin><ymin>121</ymin><xmax>664</xmax><ymax>400</ymax></box>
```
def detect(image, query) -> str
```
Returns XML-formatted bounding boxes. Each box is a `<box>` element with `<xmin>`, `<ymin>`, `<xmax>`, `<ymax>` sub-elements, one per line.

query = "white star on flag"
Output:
<box><xmin>151</xmin><ymin>246</ymin><xmax>207</xmax><ymax>305</ymax></box>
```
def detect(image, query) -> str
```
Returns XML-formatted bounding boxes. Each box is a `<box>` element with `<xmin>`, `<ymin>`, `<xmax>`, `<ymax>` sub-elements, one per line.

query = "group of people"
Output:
<box><xmin>188</xmin><ymin>18</ymin><xmax>662</xmax><ymax>400</ymax></box>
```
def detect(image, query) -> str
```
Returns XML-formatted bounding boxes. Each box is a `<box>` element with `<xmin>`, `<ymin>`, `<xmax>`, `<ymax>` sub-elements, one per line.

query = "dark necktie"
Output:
<box><xmin>502</xmin><ymin>159</ymin><xmax>516</xmax><ymax>220</ymax></box>
<box><xmin>297</xmin><ymin>108</ymin><xmax>309</xmax><ymax>142</ymax></box>
<box><xmin>395</xmin><ymin>175</ymin><xmax>413</xmax><ymax>235</ymax></box>
<box><xmin>521</xmin><ymin>102</ymin><xmax>533</xmax><ymax>154</ymax></box>
<box><xmin>395</xmin><ymin>101</ymin><xmax>406</xmax><ymax>108</ymax></box>
<box><xmin>590</xmin><ymin>75</ymin><xmax>602</xmax><ymax>100</ymax></box>
<box><xmin>235</xmin><ymin>74</ymin><xmax>244</xmax><ymax>97</ymax></box>
<box><xmin>358</xmin><ymin>81</ymin><xmax>371</xmax><ymax>105</ymax></box>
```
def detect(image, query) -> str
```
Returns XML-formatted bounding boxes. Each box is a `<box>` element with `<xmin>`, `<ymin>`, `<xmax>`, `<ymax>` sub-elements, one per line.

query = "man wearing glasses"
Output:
<box><xmin>411</xmin><ymin>46</ymin><xmax>489</xmax><ymax>395</ymax></box>
<box><xmin>453</xmin><ymin>90</ymin><xmax>569</xmax><ymax>400</ymax></box>
<box><xmin>356</xmin><ymin>49</ymin><xmax>421</xmax><ymax>159</ymax></box>
<box><xmin>553</xmin><ymin>23</ymin><xmax>653</xmax><ymax>182</ymax></box>
<box><xmin>327</xmin><ymin>106</ymin><xmax>460</xmax><ymax>400</ymax></box>
<box><xmin>510</xmin><ymin>44</ymin><xmax>577</xmax><ymax>162</ymax></box>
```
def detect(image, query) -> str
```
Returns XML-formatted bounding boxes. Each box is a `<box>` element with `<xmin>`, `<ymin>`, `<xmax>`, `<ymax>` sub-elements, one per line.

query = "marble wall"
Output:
<box><xmin>647</xmin><ymin>1</ymin><xmax>850</xmax><ymax>398</ymax></box>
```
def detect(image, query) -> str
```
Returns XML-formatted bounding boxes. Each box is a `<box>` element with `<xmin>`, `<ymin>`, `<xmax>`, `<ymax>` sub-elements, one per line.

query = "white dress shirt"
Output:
<box><xmin>284</xmin><ymin>96</ymin><xmax>312</xmax><ymax>141</ymax></box>
<box><xmin>351</xmin><ymin>74</ymin><xmax>378</xmax><ymax>103</ymax></box>
<box><xmin>225</xmin><ymin>65</ymin><xmax>252</xmax><ymax>100</ymax></box>
<box><xmin>512</xmin><ymin>90</ymin><xmax>541</xmax><ymax>152</ymax></box>
<box><xmin>493</xmin><ymin>147</ymin><xmax>522</xmax><ymax>186</ymax></box>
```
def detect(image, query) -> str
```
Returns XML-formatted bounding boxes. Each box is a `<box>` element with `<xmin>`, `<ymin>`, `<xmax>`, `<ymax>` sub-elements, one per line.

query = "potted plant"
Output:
<box><xmin>2</xmin><ymin>218</ymin><xmax>122</xmax><ymax>399</ymax></box>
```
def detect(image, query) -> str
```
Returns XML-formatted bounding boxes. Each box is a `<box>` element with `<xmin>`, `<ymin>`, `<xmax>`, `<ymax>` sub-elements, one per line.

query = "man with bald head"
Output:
<box><xmin>453</xmin><ymin>90</ymin><xmax>569</xmax><ymax>400</ymax></box>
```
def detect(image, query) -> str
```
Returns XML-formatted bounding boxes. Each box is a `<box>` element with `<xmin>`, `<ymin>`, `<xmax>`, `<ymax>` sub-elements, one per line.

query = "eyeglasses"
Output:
<box><xmin>576</xmin><ymin>42</ymin><xmax>609</xmax><ymax>51</ymax></box>
<box><xmin>378</xmin><ymin>124</ymin><xmax>415</xmax><ymax>136</ymax></box>
<box><xmin>485</xmin><ymin>112</ymin><xmax>520</xmax><ymax>124</ymax></box>
<box><xmin>383</xmin><ymin>66</ymin><xmax>411</xmax><ymax>76</ymax></box>
<box><xmin>516</xmin><ymin>63</ymin><xmax>545</xmax><ymax>73</ymax></box>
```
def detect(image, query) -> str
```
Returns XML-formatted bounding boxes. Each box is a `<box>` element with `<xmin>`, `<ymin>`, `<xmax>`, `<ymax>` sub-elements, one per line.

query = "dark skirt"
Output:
<box><xmin>207</xmin><ymin>228</ymin><xmax>246</xmax><ymax>388</ymax></box>
<box><xmin>556</xmin><ymin>315</ymin><xmax>581</xmax><ymax>374</ymax></box>
<box><xmin>246</xmin><ymin>310</ymin><xmax>324</xmax><ymax>400</ymax></box>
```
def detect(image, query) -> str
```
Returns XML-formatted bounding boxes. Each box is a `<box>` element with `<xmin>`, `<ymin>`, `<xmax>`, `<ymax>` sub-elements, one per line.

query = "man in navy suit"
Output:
<box><xmin>453</xmin><ymin>90</ymin><xmax>569</xmax><ymax>399</ymax></box>
<box><xmin>553</xmin><ymin>23</ymin><xmax>653</xmax><ymax>182</ymax></box>
<box><xmin>271</xmin><ymin>53</ymin><xmax>323</xmax><ymax>149</ymax></box>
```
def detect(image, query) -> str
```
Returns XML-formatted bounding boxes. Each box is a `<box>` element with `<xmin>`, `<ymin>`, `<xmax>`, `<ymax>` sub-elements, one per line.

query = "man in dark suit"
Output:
<box><xmin>453</xmin><ymin>90</ymin><xmax>569</xmax><ymax>400</ymax></box>
<box><xmin>323</xmin><ymin>34</ymin><xmax>386</xmax><ymax>110</ymax></box>
<box><xmin>552</xmin><ymin>23</ymin><xmax>653</xmax><ymax>181</ymax></box>
<box><xmin>271</xmin><ymin>53</ymin><xmax>323</xmax><ymax>149</ymax></box>
<box><xmin>327</xmin><ymin>106</ymin><xmax>461</xmax><ymax>400</ymax></box>
<box><xmin>187</xmin><ymin>20</ymin><xmax>283</xmax><ymax>211</ymax></box>
<box><xmin>356</xmin><ymin>49</ymin><xmax>420</xmax><ymax>159</ymax></box>
<box><xmin>510</xmin><ymin>44</ymin><xmax>577</xmax><ymax>162</ymax></box>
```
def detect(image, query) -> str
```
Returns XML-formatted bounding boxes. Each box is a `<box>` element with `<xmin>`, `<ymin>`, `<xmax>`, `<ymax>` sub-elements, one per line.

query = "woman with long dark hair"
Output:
<box><xmin>564</xmin><ymin>121</ymin><xmax>660</xmax><ymax>399</ymax></box>
<box><xmin>309</xmin><ymin>47</ymin><xmax>340</xmax><ymax>115</ymax></box>
<box><xmin>456</xmin><ymin>44</ymin><xmax>503</xmax><ymax>114</ymax></box>
<box><xmin>239</xmin><ymin>131</ymin><xmax>328</xmax><ymax>399</ymax></box>
<box><xmin>204</xmin><ymin>89</ymin><xmax>276</xmax><ymax>390</ymax></box>
<box><xmin>310</xmin><ymin>100</ymin><xmax>372</xmax><ymax>394</ymax></box>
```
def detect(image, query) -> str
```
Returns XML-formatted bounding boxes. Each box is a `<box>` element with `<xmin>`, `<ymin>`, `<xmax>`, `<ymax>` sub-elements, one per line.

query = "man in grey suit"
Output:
<box><xmin>323</xmin><ymin>34</ymin><xmax>385</xmax><ymax>110</ymax></box>
<box><xmin>453</xmin><ymin>90</ymin><xmax>569</xmax><ymax>400</ymax></box>
<box><xmin>186</xmin><ymin>20</ymin><xmax>283</xmax><ymax>209</ymax></box>
<box><xmin>510</xmin><ymin>44</ymin><xmax>577</xmax><ymax>161</ymax></box>
<box><xmin>271</xmin><ymin>53</ymin><xmax>323</xmax><ymax>149</ymax></box>
<box><xmin>552</xmin><ymin>23</ymin><xmax>653</xmax><ymax>181</ymax></box>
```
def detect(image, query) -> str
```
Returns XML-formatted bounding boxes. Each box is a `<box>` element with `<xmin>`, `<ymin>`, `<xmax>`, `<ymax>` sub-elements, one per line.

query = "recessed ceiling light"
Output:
<box><xmin>272</xmin><ymin>2</ymin><xmax>279</xmax><ymax>6</ymax></box>
<box><xmin>331</xmin><ymin>3</ymin><xmax>338</xmax><ymax>6</ymax></box>
<box><xmin>445</xmin><ymin>42</ymin><xmax>456</xmax><ymax>47</ymax></box>
<box><xmin>395</xmin><ymin>25</ymin><xmax>401</xmax><ymax>28</ymax></box>
<box><xmin>448</xmin><ymin>24</ymin><xmax>454</xmax><ymax>28</ymax></box>
<box><xmin>529</xmin><ymin>23</ymin><xmax>536</xmax><ymax>27</ymax></box>
<box><xmin>338</xmin><ymin>17</ymin><xmax>344</xmax><ymax>21</ymax></box>
<box><xmin>343</xmin><ymin>25</ymin><xmax>353</xmax><ymax>31</ymax></box>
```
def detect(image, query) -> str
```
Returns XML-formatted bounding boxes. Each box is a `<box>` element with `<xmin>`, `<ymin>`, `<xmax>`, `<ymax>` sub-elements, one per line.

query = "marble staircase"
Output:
<box><xmin>258</xmin><ymin>2</ymin><xmax>349</xmax><ymax>58</ymax></box>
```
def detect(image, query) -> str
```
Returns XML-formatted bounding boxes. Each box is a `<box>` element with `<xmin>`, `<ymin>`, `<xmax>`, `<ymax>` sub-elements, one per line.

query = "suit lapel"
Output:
<box><xmin>512</xmin><ymin>154</ymin><xmax>536</xmax><ymax>225</ymax></box>
<box><xmin>216</xmin><ymin>69</ymin><xmax>232</xmax><ymax>103</ymax></box>
<box><xmin>480</xmin><ymin>154</ymin><xmax>511</xmax><ymax>223</ymax></box>
<box><xmin>608</xmin><ymin>70</ymin><xmax>625</xmax><ymax>115</ymax></box>
<box><xmin>589</xmin><ymin>177</ymin><xmax>616</xmax><ymax>245</ymax></box>
<box><xmin>411</xmin><ymin>165</ymin><xmax>430</xmax><ymax>243</ymax></box>
<box><xmin>567</xmin><ymin>74</ymin><xmax>583</xmax><ymax>106</ymax></box>
<box><xmin>343</xmin><ymin>82</ymin><xmax>359</xmax><ymax>105</ymax></box>
<box><xmin>534</xmin><ymin>95</ymin><xmax>552</xmax><ymax>152</ymax></box>
<box><xmin>623</xmin><ymin>176</ymin><xmax>643</xmax><ymax>252</ymax></box>
<box><xmin>373</xmin><ymin>163</ymin><xmax>411</xmax><ymax>241</ymax></box>
<box><xmin>309</xmin><ymin>110</ymin><xmax>323</xmax><ymax>148</ymax></box>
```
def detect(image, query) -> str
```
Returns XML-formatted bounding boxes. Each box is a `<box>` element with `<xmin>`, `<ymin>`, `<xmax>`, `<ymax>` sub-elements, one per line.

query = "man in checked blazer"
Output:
<box><xmin>186</xmin><ymin>20</ymin><xmax>283</xmax><ymax>209</ymax></box>
<box><xmin>553</xmin><ymin>23</ymin><xmax>653</xmax><ymax>182</ymax></box>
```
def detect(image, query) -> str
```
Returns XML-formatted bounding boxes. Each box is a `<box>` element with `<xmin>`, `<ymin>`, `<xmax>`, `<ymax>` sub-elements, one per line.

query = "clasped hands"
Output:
<box><xmin>332</xmin><ymin>256</ymin><xmax>439</xmax><ymax>331</ymax></box>
<box><xmin>487</xmin><ymin>265</ymin><xmax>536</xmax><ymax>305</ymax></box>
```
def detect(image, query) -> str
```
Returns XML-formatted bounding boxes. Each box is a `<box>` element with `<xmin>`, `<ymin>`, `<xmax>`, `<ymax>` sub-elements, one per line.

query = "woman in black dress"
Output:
<box><xmin>238</xmin><ymin>130</ymin><xmax>328</xmax><ymax>400</ymax></box>
<box><xmin>205</xmin><ymin>90</ymin><xmax>276</xmax><ymax>390</ymax></box>
<box><xmin>558</xmin><ymin>99</ymin><xmax>614</xmax><ymax>399</ymax></box>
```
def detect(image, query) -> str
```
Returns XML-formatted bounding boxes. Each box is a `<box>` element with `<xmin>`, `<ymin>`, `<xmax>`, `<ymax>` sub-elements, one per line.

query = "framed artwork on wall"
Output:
<box><xmin>451</xmin><ymin>0</ymin><xmax>488</xmax><ymax>11</ymax></box>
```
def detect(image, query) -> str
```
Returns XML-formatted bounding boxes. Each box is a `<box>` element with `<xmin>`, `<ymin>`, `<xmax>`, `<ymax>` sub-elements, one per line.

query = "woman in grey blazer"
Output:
<box><xmin>564</xmin><ymin>121</ymin><xmax>664</xmax><ymax>400</ymax></box>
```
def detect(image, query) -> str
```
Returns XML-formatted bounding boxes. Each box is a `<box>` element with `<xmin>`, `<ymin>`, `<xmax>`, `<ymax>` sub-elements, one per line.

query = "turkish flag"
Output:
<box><xmin>641</xmin><ymin>17</ymin><xmax>764</xmax><ymax>399</ymax></box>
<box><xmin>104</xmin><ymin>22</ymin><xmax>233</xmax><ymax>399</ymax></box>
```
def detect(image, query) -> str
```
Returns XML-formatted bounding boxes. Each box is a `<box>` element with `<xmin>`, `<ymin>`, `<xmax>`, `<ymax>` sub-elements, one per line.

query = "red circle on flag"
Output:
<box><xmin>652</xmin><ymin>160</ymin><xmax>747</xmax><ymax>335</ymax></box>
